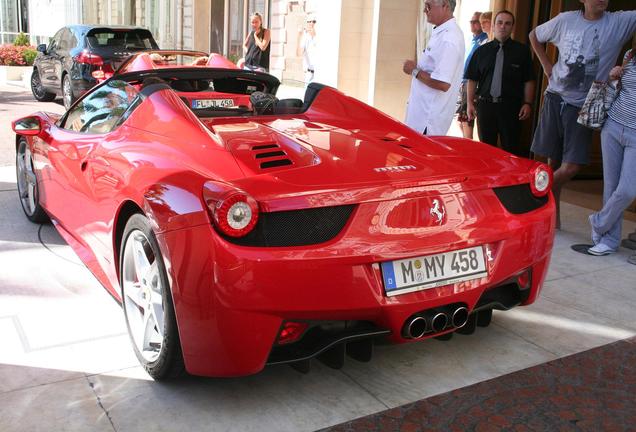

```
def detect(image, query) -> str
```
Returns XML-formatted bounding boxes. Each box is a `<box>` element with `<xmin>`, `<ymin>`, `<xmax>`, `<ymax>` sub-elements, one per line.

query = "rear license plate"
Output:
<box><xmin>192</xmin><ymin>98</ymin><xmax>235</xmax><ymax>109</ymax></box>
<box><xmin>381</xmin><ymin>246</ymin><xmax>487</xmax><ymax>296</ymax></box>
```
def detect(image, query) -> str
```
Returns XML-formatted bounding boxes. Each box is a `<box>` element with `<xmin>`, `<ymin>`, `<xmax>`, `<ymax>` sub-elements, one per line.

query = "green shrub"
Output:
<box><xmin>13</xmin><ymin>33</ymin><xmax>30</xmax><ymax>47</ymax></box>
<box><xmin>22</xmin><ymin>48</ymin><xmax>37</xmax><ymax>65</ymax></box>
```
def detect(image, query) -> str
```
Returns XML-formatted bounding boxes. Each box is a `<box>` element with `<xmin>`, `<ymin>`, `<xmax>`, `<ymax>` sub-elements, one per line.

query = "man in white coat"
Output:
<box><xmin>403</xmin><ymin>0</ymin><xmax>464</xmax><ymax>135</ymax></box>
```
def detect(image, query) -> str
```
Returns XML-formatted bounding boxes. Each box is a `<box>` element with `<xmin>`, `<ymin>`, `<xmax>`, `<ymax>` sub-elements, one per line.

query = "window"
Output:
<box><xmin>210</xmin><ymin>0</ymin><xmax>224</xmax><ymax>54</ymax></box>
<box><xmin>59</xmin><ymin>29</ymin><xmax>75</xmax><ymax>51</ymax></box>
<box><xmin>63</xmin><ymin>80</ymin><xmax>140</xmax><ymax>134</ymax></box>
<box><xmin>68</xmin><ymin>29</ymin><xmax>78</xmax><ymax>49</ymax></box>
<box><xmin>144</xmin><ymin>0</ymin><xmax>176</xmax><ymax>49</ymax></box>
<box><xmin>86</xmin><ymin>29</ymin><xmax>158</xmax><ymax>49</ymax></box>
<box><xmin>0</xmin><ymin>0</ymin><xmax>18</xmax><ymax>44</ymax></box>
<box><xmin>226</xmin><ymin>0</ymin><xmax>269</xmax><ymax>63</ymax></box>
<box><xmin>228</xmin><ymin>0</ymin><xmax>246</xmax><ymax>63</ymax></box>
<box><xmin>248</xmin><ymin>0</ymin><xmax>266</xmax><ymax>19</ymax></box>
<box><xmin>47</xmin><ymin>28</ymin><xmax>64</xmax><ymax>53</ymax></box>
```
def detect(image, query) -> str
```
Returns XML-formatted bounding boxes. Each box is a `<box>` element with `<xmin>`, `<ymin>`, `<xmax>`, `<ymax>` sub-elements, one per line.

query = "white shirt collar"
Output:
<box><xmin>432</xmin><ymin>17</ymin><xmax>457</xmax><ymax>34</ymax></box>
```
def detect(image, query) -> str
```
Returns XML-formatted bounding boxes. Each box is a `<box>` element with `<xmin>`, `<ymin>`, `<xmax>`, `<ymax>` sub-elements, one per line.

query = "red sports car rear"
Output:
<box><xmin>13</xmin><ymin>56</ymin><xmax>555</xmax><ymax>379</ymax></box>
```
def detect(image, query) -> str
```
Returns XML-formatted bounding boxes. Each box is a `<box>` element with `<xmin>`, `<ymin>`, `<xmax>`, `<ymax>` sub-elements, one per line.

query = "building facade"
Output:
<box><xmin>0</xmin><ymin>0</ymin><xmax>28</xmax><ymax>44</ymax></box>
<box><xmin>3</xmin><ymin>0</ymin><xmax>491</xmax><ymax>120</ymax></box>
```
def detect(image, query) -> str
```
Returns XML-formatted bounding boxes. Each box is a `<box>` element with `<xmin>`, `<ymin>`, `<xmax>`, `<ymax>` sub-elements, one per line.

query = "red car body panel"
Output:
<box><xmin>16</xmin><ymin>67</ymin><xmax>555</xmax><ymax>377</ymax></box>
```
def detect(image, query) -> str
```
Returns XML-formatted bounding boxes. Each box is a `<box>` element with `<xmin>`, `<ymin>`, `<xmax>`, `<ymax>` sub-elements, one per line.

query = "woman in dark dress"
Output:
<box><xmin>243</xmin><ymin>12</ymin><xmax>271</xmax><ymax>72</ymax></box>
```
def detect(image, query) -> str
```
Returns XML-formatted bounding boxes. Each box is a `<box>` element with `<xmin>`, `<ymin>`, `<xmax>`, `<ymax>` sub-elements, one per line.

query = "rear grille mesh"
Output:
<box><xmin>493</xmin><ymin>183</ymin><xmax>548</xmax><ymax>214</ymax></box>
<box><xmin>221</xmin><ymin>205</ymin><xmax>356</xmax><ymax>247</ymax></box>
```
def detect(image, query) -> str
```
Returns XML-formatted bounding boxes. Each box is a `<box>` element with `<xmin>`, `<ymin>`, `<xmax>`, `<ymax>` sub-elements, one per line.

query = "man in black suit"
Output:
<box><xmin>465</xmin><ymin>10</ymin><xmax>535</xmax><ymax>157</ymax></box>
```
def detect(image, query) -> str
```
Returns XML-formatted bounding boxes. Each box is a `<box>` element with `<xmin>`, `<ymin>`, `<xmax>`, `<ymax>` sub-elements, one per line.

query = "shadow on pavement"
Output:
<box><xmin>0</xmin><ymin>179</ymin><xmax>66</xmax><ymax>246</ymax></box>
<box><xmin>0</xmin><ymin>89</ymin><xmax>62</xmax><ymax>108</ymax></box>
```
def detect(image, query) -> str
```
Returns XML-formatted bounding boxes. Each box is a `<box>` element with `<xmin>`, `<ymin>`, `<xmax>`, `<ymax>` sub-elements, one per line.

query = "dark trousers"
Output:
<box><xmin>476</xmin><ymin>100</ymin><xmax>526</xmax><ymax>158</ymax></box>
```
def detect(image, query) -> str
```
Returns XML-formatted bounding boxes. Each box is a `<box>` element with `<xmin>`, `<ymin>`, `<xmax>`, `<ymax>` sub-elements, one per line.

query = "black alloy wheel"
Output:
<box><xmin>30</xmin><ymin>69</ymin><xmax>56</xmax><ymax>102</ymax></box>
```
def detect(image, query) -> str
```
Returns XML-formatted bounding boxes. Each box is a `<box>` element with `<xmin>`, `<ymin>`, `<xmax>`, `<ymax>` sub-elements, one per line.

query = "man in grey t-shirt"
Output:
<box><xmin>529</xmin><ymin>1</ymin><xmax>636</xmax><ymax>229</ymax></box>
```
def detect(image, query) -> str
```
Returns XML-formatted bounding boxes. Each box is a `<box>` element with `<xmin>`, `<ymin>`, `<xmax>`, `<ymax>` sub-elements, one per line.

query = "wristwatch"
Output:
<box><xmin>412</xmin><ymin>68</ymin><xmax>420</xmax><ymax>78</ymax></box>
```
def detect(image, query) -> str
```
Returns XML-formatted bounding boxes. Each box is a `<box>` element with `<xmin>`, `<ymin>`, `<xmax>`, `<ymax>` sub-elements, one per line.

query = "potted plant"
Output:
<box><xmin>0</xmin><ymin>33</ymin><xmax>38</xmax><ymax>84</ymax></box>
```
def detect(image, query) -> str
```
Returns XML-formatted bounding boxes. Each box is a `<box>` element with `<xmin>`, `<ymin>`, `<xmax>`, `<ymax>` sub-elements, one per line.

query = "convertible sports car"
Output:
<box><xmin>13</xmin><ymin>51</ymin><xmax>555</xmax><ymax>379</ymax></box>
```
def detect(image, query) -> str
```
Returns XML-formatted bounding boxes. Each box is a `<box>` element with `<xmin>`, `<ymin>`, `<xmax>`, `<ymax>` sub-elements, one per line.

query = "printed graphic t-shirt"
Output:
<box><xmin>535</xmin><ymin>10</ymin><xmax>636</xmax><ymax>107</ymax></box>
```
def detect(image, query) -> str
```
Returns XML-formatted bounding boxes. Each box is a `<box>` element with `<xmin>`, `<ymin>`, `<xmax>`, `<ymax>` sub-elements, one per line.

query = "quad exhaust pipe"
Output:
<box><xmin>402</xmin><ymin>305</ymin><xmax>469</xmax><ymax>339</ymax></box>
<box><xmin>431</xmin><ymin>312</ymin><xmax>448</xmax><ymax>333</ymax></box>
<box><xmin>451</xmin><ymin>306</ymin><xmax>469</xmax><ymax>328</ymax></box>
<box><xmin>402</xmin><ymin>316</ymin><xmax>428</xmax><ymax>339</ymax></box>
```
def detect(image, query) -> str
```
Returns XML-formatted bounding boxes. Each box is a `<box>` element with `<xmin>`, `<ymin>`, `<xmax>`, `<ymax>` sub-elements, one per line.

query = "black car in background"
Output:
<box><xmin>31</xmin><ymin>25</ymin><xmax>159</xmax><ymax>109</ymax></box>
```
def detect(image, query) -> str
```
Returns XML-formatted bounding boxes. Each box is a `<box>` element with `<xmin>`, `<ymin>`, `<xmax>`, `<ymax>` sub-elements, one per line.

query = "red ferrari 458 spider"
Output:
<box><xmin>13</xmin><ymin>51</ymin><xmax>555</xmax><ymax>379</ymax></box>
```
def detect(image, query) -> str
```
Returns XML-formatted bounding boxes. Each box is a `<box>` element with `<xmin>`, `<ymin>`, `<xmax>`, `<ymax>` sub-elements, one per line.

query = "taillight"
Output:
<box><xmin>277</xmin><ymin>321</ymin><xmax>308</xmax><ymax>345</ymax></box>
<box><xmin>203</xmin><ymin>181</ymin><xmax>259</xmax><ymax>237</ymax></box>
<box><xmin>530</xmin><ymin>163</ymin><xmax>552</xmax><ymax>197</ymax></box>
<box><xmin>516</xmin><ymin>268</ymin><xmax>531</xmax><ymax>289</ymax></box>
<box><xmin>75</xmin><ymin>50</ymin><xmax>104</xmax><ymax>66</ymax></box>
<box><xmin>91</xmin><ymin>64</ymin><xmax>114</xmax><ymax>81</ymax></box>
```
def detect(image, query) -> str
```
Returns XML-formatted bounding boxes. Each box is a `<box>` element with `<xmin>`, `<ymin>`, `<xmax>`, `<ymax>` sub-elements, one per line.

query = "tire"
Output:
<box><xmin>120</xmin><ymin>214</ymin><xmax>185</xmax><ymax>380</ymax></box>
<box><xmin>30</xmin><ymin>69</ymin><xmax>56</xmax><ymax>102</ymax></box>
<box><xmin>62</xmin><ymin>74</ymin><xmax>76</xmax><ymax>110</ymax></box>
<box><xmin>16</xmin><ymin>138</ymin><xmax>49</xmax><ymax>223</ymax></box>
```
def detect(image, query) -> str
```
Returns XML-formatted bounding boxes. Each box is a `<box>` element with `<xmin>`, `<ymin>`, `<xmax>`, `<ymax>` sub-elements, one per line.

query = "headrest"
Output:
<box><xmin>274</xmin><ymin>98</ymin><xmax>304</xmax><ymax>114</ymax></box>
<box><xmin>276</xmin><ymin>98</ymin><xmax>303</xmax><ymax>108</ymax></box>
<box><xmin>250</xmin><ymin>91</ymin><xmax>278</xmax><ymax>115</ymax></box>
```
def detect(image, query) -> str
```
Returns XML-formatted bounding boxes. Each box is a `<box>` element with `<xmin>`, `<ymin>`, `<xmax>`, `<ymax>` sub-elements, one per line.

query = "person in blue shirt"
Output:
<box><xmin>456</xmin><ymin>11</ymin><xmax>488</xmax><ymax>139</ymax></box>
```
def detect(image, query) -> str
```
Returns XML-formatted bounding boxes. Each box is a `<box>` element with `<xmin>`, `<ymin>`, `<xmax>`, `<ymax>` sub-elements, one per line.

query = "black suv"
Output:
<box><xmin>31</xmin><ymin>25</ymin><xmax>159</xmax><ymax>109</ymax></box>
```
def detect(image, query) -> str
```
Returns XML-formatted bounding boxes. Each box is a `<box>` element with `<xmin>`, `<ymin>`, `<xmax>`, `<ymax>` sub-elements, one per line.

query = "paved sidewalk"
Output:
<box><xmin>1</xmin><ymin>84</ymin><xmax>635</xmax><ymax>431</ymax></box>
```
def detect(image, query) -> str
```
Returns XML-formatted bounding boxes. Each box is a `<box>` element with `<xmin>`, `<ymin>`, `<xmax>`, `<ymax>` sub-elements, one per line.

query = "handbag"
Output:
<box><xmin>577</xmin><ymin>80</ymin><xmax>617</xmax><ymax>130</ymax></box>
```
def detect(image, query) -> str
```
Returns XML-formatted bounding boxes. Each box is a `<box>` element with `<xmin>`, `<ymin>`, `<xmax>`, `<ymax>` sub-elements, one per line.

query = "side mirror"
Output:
<box><xmin>37</xmin><ymin>44</ymin><xmax>47</xmax><ymax>54</ymax></box>
<box><xmin>12</xmin><ymin>117</ymin><xmax>41</xmax><ymax>136</ymax></box>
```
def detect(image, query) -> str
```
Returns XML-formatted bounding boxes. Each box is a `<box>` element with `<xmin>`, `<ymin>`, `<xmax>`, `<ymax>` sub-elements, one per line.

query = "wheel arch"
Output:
<box><xmin>113</xmin><ymin>200</ymin><xmax>145</xmax><ymax>285</ymax></box>
<box><xmin>61</xmin><ymin>70</ymin><xmax>71</xmax><ymax>90</ymax></box>
<box><xmin>116</xmin><ymin>204</ymin><xmax>186</xmax><ymax>379</ymax></box>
